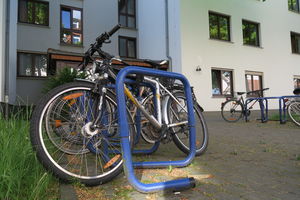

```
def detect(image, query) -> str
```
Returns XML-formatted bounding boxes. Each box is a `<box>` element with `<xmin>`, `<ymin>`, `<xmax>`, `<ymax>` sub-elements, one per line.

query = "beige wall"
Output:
<box><xmin>180</xmin><ymin>0</ymin><xmax>300</xmax><ymax>111</ymax></box>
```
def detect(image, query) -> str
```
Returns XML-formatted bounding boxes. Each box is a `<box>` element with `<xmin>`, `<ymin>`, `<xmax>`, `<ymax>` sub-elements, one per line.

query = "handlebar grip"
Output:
<box><xmin>108</xmin><ymin>24</ymin><xmax>121</xmax><ymax>36</ymax></box>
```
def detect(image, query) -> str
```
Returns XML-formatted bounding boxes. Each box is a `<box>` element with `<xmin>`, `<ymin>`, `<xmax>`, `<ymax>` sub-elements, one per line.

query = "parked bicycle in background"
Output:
<box><xmin>221</xmin><ymin>88</ymin><xmax>269</xmax><ymax>122</ymax></box>
<box><xmin>285</xmin><ymin>88</ymin><xmax>300</xmax><ymax>126</ymax></box>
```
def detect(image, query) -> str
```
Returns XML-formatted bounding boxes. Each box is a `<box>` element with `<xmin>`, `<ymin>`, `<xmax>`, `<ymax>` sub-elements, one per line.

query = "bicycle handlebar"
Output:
<box><xmin>80</xmin><ymin>24</ymin><xmax>122</xmax><ymax>70</ymax></box>
<box><xmin>246</xmin><ymin>88</ymin><xmax>269</xmax><ymax>95</ymax></box>
<box><xmin>108</xmin><ymin>24</ymin><xmax>121</xmax><ymax>37</ymax></box>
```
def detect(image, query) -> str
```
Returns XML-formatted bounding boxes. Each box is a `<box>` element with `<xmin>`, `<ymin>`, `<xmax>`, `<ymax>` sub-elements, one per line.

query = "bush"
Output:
<box><xmin>43</xmin><ymin>67</ymin><xmax>87</xmax><ymax>93</ymax></box>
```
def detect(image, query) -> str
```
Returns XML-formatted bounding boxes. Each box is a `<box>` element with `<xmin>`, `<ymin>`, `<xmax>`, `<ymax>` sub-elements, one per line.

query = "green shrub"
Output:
<box><xmin>43</xmin><ymin>67</ymin><xmax>87</xmax><ymax>93</ymax></box>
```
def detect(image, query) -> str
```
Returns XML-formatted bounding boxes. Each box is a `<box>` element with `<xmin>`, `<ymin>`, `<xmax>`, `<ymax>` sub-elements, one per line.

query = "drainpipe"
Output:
<box><xmin>165</xmin><ymin>0</ymin><xmax>172</xmax><ymax>72</ymax></box>
<box><xmin>4</xmin><ymin>0</ymin><xmax>9</xmax><ymax>119</ymax></box>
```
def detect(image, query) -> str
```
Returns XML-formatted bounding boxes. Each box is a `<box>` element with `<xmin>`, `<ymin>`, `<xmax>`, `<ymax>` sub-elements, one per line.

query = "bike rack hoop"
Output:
<box><xmin>115</xmin><ymin>66</ymin><xmax>197</xmax><ymax>193</ymax></box>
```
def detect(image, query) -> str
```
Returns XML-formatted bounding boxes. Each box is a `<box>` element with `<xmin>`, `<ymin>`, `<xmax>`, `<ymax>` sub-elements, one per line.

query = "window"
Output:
<box><xmin>119</xmin><ymin>36</ymin><xmax>137</xmax><ymax>58</ymax></box>
<box><xmin>288</xmin><ymin>0</ymin><xmax>300</xmax><ymax>12</ymax></box>
<box><xmin>209</xmin><ymin>12</ymin><xmax>231</xmax><ymax>41</ymax></box>
<box><xmin>17</xmin><ymin>52</ymin><xmax>47</xmax><ymax>77</ymax></box>
<box><xmin>211</xmin><ymin>69</ymin><xmax>233</xmax><ymax>96</ymax></box>
<box><xmin>119</xmin><ymin>0</ymin><xmax>136</xmax><ymax>28</ymax></box>
<box><xmin>245</xmin><ymin>73</ymin><xmax>263</xmax><ymax>97</ymax></box>
<box><xmin>18</xmin><ymin>0</ymin><xmax>49</xmax><ymax>26</ymax></box>
<box><xmin>294</xmin><ymin>77</ymin><xmax>300</xmax><ymax>88</ymax></box>
<box><xmin>243</xmin><ymin>20</ymin><xmax>260</xmax><ymax>47</ymax></box>
<box><xmin>61</xmin><ymin>6</ymin><xmax>82</xmax><ymax>45</ymax></box>
<box><xmin>291</xmin><ymin>32</ymin><xmax>300</xmax><ymax>54</ymax></box>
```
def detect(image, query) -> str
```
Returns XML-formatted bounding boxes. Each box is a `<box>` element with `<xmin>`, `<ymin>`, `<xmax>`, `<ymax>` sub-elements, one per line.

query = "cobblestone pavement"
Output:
<box><xmin>73</xmin><ymin>112</ymin><xmax>300</xmax><ymax>200</ymax></box>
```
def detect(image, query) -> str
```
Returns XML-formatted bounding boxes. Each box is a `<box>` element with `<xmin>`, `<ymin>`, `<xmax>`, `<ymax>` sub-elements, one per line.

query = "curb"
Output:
<box><xmin>59</xmin><ymin>183</ymin><xmax>78</xmax><ymax>200</ymax></box>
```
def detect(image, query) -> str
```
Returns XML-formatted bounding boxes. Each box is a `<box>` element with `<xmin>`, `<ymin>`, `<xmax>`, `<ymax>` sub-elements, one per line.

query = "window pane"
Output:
<box><xmin>72</xmin><ymin>32</ymin><xmax>82</xmax><ymax>45</ymax></box>
<box><xmin>27</xmin><ymin>1</ymin><xmax>34</xmax><ymax>23</ymax></box>
<box><xmin>19</xmin><ymin>53</ymin><xmax>33</xmax><ymax>76</ymax></box>
<box><xmin>209</xmin><ymin>14</ymin><xmax>218</xmax><ymax>39</ymax></box>
<box><xmin>211</xmin><ymin>70</ymin><xmax>221</xmax><ymax>95</ymax></box>
<box><xmin>289</xmin><ymin>0</ymin><xmax>299</xmax><ymax>11</ymax></box>
<box><xmin>119</xmin><ymin>38</ymin><xmax>127</xmax><ymax>57</ymax></box>
<box><xmin>62</xmin><ymin>9</ymin><xmax>71</xmax><ymax>29</ymax></box>
<box><xmin>128</xmin><ymin>40</ymin><xmax>136</xmax><ymax>58</ymax></box>
<box><xmin>56</xmin><ymin>61</ymin><xmax>81</xmax><ymax>72</ymax></box>
<box><xmin>128</xmin><ymin>0</ymin><xmax>135</xmax><ymax>15</ymax></box>
<box><xmin>34</xmin><ymin>55</ymin><xmax>47</xmax><ymax>77</ymax></box>
<box><xmin>61</xmin><ymin>30</ymin><xmax>72</xmax><ymax>44</ymax></box>
<box><xmin>72</xmin><ymin>10</ymin><xmax>81</xmax><ymax>30</ymax></box>
<box><xmin>35</xmin><ymin>3</ymin><xmax>48</xmax><ymax>25</ymax></box>
<box><xmin>119</xmin><ymin>0</ymin><xmax>126</xmax><ymax>13</ymax></box>
<box><xmin>291</xmin><ymin>33</ymin><xmax>300</xmax><ymax>53</ymax></box>
<box><xmin>294</xmin><ymin>78</ymin><xmax>299</xmax><ymax>89</ymax></box>
<box><xmin>19</xmin><ymin>0</ymin><xmax>28</xmax><ymax>22</ymax></box>
<box><xmin>222</xmin><ymin>71</ymin><xmax>232</xmax><ymax>95</ymax></box>
<box><xmin>128</xmin><ymin>17</ymin><xmax>135</xmax><ymax>28</ymax></box>
<box><xmin>252</xmin><ymin>75</ymin><xmax>261</xmax><ymax>91</ymax></box>
<box><xmin>243</xmin><ymin>21</ymin><xmax>259</xmax><ymax>46</ymax></box>
<box><xmin>219</xmin><ymin>17</ymin><xmax>229</xmax><ymax>41</ymax></box>
<box><xmin>246</xmin><ymin>74</ymin><xmax>252</xmax><ymax>92</ymax></box>
<box><xmin>120</xmin><ymin>15</ymin><xmax>127</xmax><ymax>27</ymax></box>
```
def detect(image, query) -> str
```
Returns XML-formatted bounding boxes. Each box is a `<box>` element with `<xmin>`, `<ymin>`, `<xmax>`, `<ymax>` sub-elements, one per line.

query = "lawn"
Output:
<box><xmin>0</xmin><ymin>114</ymin><xmax>59</xmax><ymax>200</ymax></box>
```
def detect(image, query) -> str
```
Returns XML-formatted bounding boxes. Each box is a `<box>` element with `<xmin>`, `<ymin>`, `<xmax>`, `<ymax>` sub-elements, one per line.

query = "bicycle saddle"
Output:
<box><xmin>293</xmin><ymin>88</ymin><xmax>300</xmax><ymax>95</ymax></box>
<box><xmin>144</xmin><ymin>59</ymin><xmax>167</xmax><ymax>69</ymax></box>
<box><xmin>237</xmin><ymin>92</ymin><xmax>246</xmax><ymax>95</ymax></box>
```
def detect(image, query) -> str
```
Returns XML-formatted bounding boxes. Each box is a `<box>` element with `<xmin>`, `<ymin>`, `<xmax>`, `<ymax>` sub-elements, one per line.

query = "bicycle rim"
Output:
<box><xmin>288</xmin><ymin>102</ymin><xmax>300</xmax><ymax>126</ymax></box>
<box><xmin>221</xmin><ymin>100</ymin><xmax>243</xmax><ymax>122</ymax></box>
<box><xmin>38</xmin><ymin>86</ymin><xmax>124</xmax><ymax>180</ymax></box>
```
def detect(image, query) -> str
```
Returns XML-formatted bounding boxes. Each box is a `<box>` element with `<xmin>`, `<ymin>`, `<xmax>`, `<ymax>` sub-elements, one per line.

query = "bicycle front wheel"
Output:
<box><xmin>167</xmin><ymin>91</ymin><xmax>208</xmax><ymax>156</ymax></box>
<box><xmin>30</xmin><ymin>82</ymin><xmax>134</xmax><ymax>186</ymax></box>
<box><xmin>287</xmin><ymin>101</ymin><xmax>300</xmax><ymax>126</ymax></box>
<box><xmin>221</xmin><ymin>99</ymin><xmax>243</xmax><ymax>122</ymax></box>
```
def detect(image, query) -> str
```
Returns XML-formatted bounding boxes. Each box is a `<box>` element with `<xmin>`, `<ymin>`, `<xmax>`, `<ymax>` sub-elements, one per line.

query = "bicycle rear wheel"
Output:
<box><xmin>167</xmin><ymin>91</ymin><xmax>208</xmax><ymax>156</ymax></box>
<box><xmin>221</xmin><ymin>100</ymin><xmax>243</xmax><ymax>122</ymax></box>
<box><xmin>30</xmin><ymin>82</ymin><xmax>134</xmax><ymax>186</ymax></box>
<box><xmin>287</xmin><ymin>101</ymin><xmax>300</xmax><ymax>126</ymax></box>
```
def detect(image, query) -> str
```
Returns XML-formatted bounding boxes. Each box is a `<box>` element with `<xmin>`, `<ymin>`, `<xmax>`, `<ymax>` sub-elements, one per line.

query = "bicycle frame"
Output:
<box><xmin>121</xmin><ymin>76</ymin><xmax>189</xmax><ymax>130</ymax></box>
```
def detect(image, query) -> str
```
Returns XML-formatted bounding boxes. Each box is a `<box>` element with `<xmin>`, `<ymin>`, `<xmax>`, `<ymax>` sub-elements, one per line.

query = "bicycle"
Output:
<box><xmin>221</xmin><ymin>88</ymin><xmax>269</xmax><ymax>122</ymax></box>
<box><xmin>286</xmin><ymin>88</ymin><xmax>300</xmax><ymax>126</ymax></box>
<box><xmin>30</xmin><ymin>25</ymin><xmax>208</xmax><ymax>186</ymax></box>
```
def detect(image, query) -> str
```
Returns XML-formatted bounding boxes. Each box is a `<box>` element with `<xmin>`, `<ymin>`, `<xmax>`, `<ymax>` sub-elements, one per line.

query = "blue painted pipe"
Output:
<box><xmin>116</xmin><ymin>66</ymin><xmax>196</xmax><ymax>193</ymax></box>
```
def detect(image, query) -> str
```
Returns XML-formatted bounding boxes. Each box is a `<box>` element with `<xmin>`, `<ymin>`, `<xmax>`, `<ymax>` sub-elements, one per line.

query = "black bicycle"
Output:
<box><xmin>221</xmin><ymin>88</ymin><xmax>269</xmax><ymax>122</ymax></box>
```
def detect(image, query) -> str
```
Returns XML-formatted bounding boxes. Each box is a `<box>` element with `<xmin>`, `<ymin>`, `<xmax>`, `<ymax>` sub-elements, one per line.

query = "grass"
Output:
<box><xmin>268</xmin><ymin>113</ymin><xmax>292</xmax><ymax>121</ymax></box>
<box><xmin>0</xmin><ymin>113</ymin><xmax>59</xmax><ymax>200</ymax></box>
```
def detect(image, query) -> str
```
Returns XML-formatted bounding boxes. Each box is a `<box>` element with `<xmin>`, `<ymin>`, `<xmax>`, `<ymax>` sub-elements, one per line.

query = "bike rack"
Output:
<box><xmin>116</xmin><ymin>66</ymin><xmax>196</xmax><ymax>193</ymax></box>
<box><xmin>245</xmin><ymin>95</ymin><xmax>300</xmax><ymax>124</ymax></box>
<box><xmin>279</xmin><ymin>95</ymin><xmax>300</xmax><ymax>123</ymax></box>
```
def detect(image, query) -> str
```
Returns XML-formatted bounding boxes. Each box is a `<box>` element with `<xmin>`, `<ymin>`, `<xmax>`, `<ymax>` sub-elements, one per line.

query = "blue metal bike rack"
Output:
<box><xmin>245</xmin><ymin>95</ymin><xmax>300</xmax><ymax>124</ymax></box>
<box><xmin>245</xmin><ymin>97</ymin><xmax>268</xmax><ymax>122</ymax></box>
<box><xmin>279</xmin><ymin>95</ymin><xmax>300</xmax><ymax>123</ymax></box>
<box><xmin>116</xmin><ymin>66</ymin><xmax>196</xmax><ymax>193</ymax></box>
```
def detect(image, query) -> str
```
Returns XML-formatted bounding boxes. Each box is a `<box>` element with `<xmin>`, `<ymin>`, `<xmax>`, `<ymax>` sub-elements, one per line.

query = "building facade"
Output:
<box><xmin>1</xmin><ymin>0</ymin><xmax>180</xmax><ymax>105</ymax></box>
<box><xmin>1</xmin><ymin>0</ymin><xmax>300</xmax><ymax>111</ymax></box>
<box><xmin>180</xmin><ymin>0</ymin><xmax>300</xmax><ymax>111</ymax></box>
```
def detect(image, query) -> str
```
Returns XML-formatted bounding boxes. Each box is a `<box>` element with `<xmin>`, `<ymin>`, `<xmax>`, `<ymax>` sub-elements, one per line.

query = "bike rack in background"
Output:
<box><xmin>116</xmin><ymin>66</ymin><xmax>196</xmax><ymax>193</ymax></box>
<box><xmin>245</xmin><ymin>95</ymin><xmax>300</xmax><ymax>124</ymax></box>
<box><xmin>279</xmin><ymin>95</ymin><xmax>300</xmax><ymax>124</ymax></box>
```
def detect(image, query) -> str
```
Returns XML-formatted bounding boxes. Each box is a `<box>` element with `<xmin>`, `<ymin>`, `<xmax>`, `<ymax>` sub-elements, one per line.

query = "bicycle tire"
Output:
<box><xmin>30</xmin><ymin>81</ymin><xmax>134</xmax><ymax>186</ymax></box>
<box><xmin>221</xmin><ymin>99</ymin><xmax>244</xmax><ymax>122</ymax></box>
<box><xmin>167</xmin><ymin>91</ymin><xmax>209</xmax><ymax>156</ymax></box>
<box><xmin>287</xmin><ymin>101</ymin><xmax>300</xmax><ymax>126</ymax></box>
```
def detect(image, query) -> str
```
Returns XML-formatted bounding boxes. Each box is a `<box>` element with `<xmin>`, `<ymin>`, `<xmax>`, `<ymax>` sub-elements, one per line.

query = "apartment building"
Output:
<box><xmin>1</xmin><ymin>0</ymin><xmax>299</xmax><ymax>111</ymax></box>
<box><xmin>180</xmin><ymin>0</ymin><xmax>300</xmax><ymax>111</ymax></box>
<box><xmin>0</xmin><ymin>0</ymin><xmax>180</xmax><ymax>105</ymax></box>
